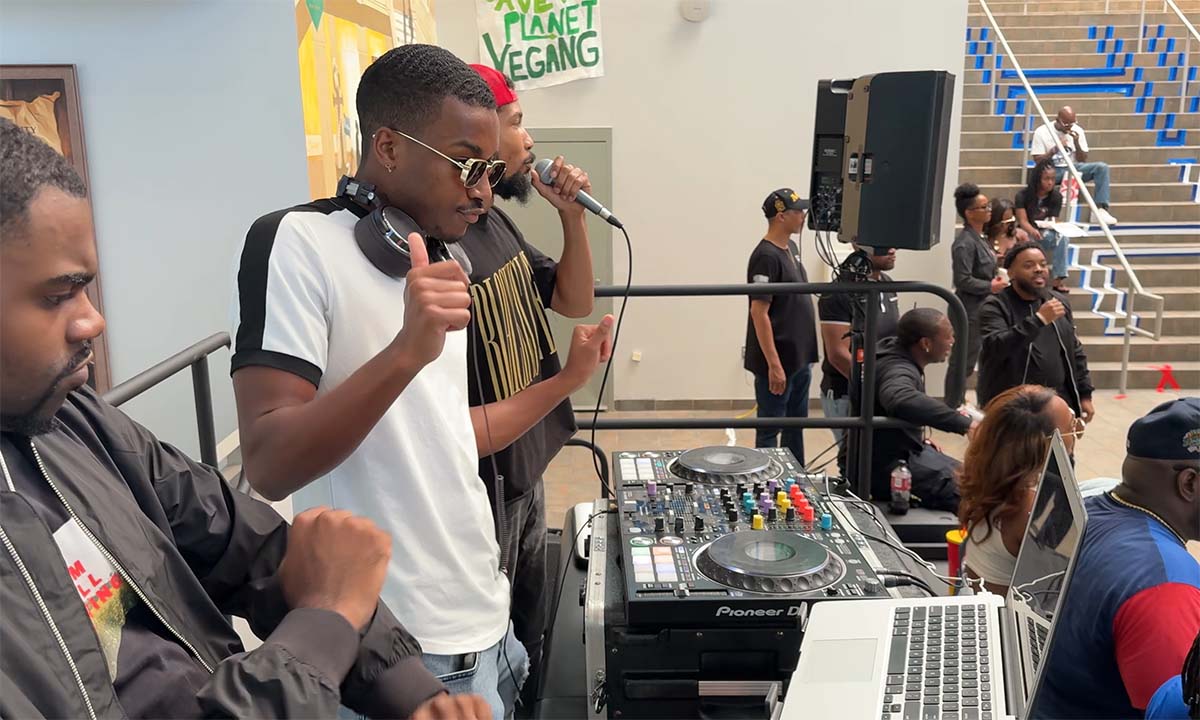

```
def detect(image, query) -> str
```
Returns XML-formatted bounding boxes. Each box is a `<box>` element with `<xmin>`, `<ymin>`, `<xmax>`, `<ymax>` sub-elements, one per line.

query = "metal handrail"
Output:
<box><xmin>102</xmin><ymin>332</ymin><xmax>231</xmax><ymax>467</ymax></box>
<box><xmin>581</xmin><ymin>281</ymin><xmax>970</xmax><ymax>500</ymax></box>
<box><xmin>977</xmin><ymin>0</ymin><xmax>1166</xmax><ymax>396</ymax></box>
<box><xmin>1159</xmin><ymin>0</ymin><xmax>1197</xmax><ymax>113</ymax></box>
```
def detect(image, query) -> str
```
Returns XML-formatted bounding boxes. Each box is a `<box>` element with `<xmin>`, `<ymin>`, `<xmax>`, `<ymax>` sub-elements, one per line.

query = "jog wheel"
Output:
<box><xmin>694</xmin><ymin>531</ymin><xmax>845</xmax><ymax>594</ymax></box>
<box><xmin>669</xmin><ymin>446</ymin><xmax>782</xmax><ymax>486</ymax></box>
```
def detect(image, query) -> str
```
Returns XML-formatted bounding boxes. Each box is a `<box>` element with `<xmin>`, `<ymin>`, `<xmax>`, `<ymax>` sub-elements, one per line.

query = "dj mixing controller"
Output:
<box><xmin>612</xmin><ymin>446</ymin><xmax>893</xmax><ymax>626</ymax></box>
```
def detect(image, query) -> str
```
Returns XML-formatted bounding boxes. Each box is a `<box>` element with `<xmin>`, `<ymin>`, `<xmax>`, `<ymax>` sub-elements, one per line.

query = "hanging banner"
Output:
<box><xmin>476</xmin><ymin>0</ymin><xmax>603</xmax><ymax>91</ymax></box>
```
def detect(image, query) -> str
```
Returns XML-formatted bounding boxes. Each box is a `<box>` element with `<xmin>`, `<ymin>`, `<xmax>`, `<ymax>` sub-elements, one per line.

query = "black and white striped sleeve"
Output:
<box><xmin>230</xmin><ymin>209</ymin><xmax>329</xmax><ymax>387</ymax></box>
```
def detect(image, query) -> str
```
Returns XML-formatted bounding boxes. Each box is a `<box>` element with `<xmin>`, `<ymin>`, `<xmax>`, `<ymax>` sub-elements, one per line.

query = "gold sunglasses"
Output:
<box><xmin>384</xmin><ymin>128</ymin><xmax>506</xmax><ymax>188</ymax></box>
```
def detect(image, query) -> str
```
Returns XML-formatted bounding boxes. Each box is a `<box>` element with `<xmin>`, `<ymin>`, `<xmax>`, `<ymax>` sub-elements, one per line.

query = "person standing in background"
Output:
<box><xmin>818</xmin><ymin>243</ymin><xmax>901</xmax><ymax>470</ymax></box>
<box><xmin>984</xmin><ymin>197</ymin><xmax>1024</xmax><ymax>264</ymax></box>
<box><xmin>745</xmin><ymin>189</ymin><xmax>818</xmax><ymax>464</ymax></box>
<box><xmin>951</xmin><ymin>183</ymin><xmax>1005</xmax><ymax>376</ymax></box>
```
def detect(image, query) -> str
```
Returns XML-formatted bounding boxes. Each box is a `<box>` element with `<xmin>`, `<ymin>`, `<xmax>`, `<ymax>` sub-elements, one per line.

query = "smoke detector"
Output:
<box><xmin>679</xmin><ymin>0</ymin><xmax>711</xmax><ymax>23</ymax></box>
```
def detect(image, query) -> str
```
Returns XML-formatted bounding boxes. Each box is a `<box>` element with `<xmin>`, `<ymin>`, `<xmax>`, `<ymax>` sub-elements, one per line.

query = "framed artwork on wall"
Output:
<box><xmin>0</xmin><ymin>64</ymin><xmax>112</xmax><ymax>392</ymax></box>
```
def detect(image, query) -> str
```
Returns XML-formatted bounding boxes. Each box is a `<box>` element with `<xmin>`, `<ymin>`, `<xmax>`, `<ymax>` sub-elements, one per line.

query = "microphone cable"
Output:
<box><xmin>587</xmin><ymin>225</ymin><xmax>632</xmax><ymax>497</ymax></box>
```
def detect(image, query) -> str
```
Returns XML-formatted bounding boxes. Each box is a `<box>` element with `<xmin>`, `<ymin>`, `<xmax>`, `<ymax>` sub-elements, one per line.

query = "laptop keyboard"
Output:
<box><xmin>1027</xmin><ymin>617</ymin><xmax>1049</xmax><ymax>671</ymax></box>
<box><xmin>882</xmin><ymin>604</ymin><xmax>994</xmax><ymax>720</ymax></box>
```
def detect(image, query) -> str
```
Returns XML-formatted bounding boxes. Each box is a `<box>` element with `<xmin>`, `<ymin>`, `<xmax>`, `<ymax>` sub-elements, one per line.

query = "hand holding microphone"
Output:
<box><xmin>534</xmin><ymin>158</ymin><xmax>623</xmax><ymax>228</ymax></box>
<box><xmin>533</xmin><ymin>155</ymin><xmax>592</xmax><ymax>216</ymax></box>
<box><xmin>1037</xmin><ymin>296</ymin><xmax>1066</xmax><ymax>325</ymax></box>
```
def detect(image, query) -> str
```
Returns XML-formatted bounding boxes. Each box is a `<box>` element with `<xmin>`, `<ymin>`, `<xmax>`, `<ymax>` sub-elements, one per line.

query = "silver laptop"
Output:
<box><xmin>784</xmin><ymin>433</ymin><xmax>1085</xmax><ymax>720</ymax></box>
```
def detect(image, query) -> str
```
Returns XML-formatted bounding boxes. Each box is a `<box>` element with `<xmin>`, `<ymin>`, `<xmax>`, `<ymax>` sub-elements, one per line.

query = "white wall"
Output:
<box><xmin>436</xmin><ymin>0</ymin><xmax>968</xmax><ymax>401</ymax></box>
<box><xmin>1</xmin><ymin>1</ymin><xmax>309</xmax><ymax>456</ymax></box>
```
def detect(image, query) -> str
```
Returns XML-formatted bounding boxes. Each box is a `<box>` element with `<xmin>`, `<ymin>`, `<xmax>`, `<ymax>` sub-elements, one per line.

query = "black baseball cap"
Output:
<box><xmin>763</xmin><ymin>188</ymin><xmax>810</xmax><ymax>218</ymax></box>
<box><xmin>1126</xmin><ymin>397</ymin><xmax>1200</xmax><ymax>461</ymax></box>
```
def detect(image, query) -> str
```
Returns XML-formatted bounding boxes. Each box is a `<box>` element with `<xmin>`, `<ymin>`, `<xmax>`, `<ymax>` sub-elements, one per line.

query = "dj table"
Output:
<box><xmin>533</xmin><ymin>484</ymin><xmax>944</xmax><ymax>719</ymax></box>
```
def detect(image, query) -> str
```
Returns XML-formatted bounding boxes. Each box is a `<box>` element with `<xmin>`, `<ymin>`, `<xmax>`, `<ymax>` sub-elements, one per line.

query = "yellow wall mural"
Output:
<box><xmin>296</xmin><ymin>0</ymin><xmax>437</xmax><ymax>199</ymax></box>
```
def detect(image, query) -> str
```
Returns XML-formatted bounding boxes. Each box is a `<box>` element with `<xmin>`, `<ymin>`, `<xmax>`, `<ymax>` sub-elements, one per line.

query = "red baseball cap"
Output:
<box><xmin>470</xmin><ymin>64</ymin><xmax>518</xmax><ymax>108</ymax></box>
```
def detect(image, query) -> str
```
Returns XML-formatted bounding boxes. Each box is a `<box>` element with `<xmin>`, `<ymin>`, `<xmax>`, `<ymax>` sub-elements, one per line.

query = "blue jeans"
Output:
<box><xmin>1039</xmin><ymin>228</ymin><xmax>1070</xmax><ymax>280</ymax></box>
<box><xmin>754</xmin><ymin>365</ymin><xmax>812</xmax><ymax>464</ymax></box>
<box><xmin>1055</xmin><ymin>161</ymin><xmax>1111</xmax><ymax>207</ymax></box>
<box><xmin>421</xmin><ymin>624</ymin><xmax>528</xmax><ymax>720</ymax></box>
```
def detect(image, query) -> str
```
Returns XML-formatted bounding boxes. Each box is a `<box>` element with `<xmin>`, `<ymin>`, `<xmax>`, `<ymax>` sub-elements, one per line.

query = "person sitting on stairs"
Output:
<box><xmin>1030</xmin><ymin>105</ymin><xmax>1118</xmax><ymax>226</ymax></box>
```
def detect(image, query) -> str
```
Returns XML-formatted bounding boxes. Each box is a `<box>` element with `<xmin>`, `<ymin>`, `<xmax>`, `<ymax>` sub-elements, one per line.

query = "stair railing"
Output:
<box><xmin>978</xmin><ymin>0</ymin><xmax>1166</xmax><ymax>396</ymax></box>
<box><xmin>1156</xmin><ymin>0</ymin><xmax>1198</xmax><ymax>113</ymax></box>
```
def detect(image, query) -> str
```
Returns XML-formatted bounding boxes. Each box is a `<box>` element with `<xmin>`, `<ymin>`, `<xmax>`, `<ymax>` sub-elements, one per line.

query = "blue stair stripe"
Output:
<box><xmin>1146</xmin><ymin>113</ymin><xmax>1157</xmax><ymax>129</ymax></box>
<box><xmin>1098</xmin><ymin>39</ymin><xmax>1107</xmax><ymax>53</ymax></box>
<box><xmin>1190</xmin><ymin>96</ymin><xmax>1199</xmax><ymax>113</ymax></box>
<box><xmin>1148</xmin><ymin>37</ymin><xmax>1158</xmax><ymax>52</ymax></box>
<box><xmin>1004</xmin><ymin>115</ymin><xmax>1014</xmax><ymax>132</ymax></box>
<box><xmin>1159</xmin><ymin>51</ymin><xmax>1168</xmax><ymax>66</ymax></box>
<box><xmin>983</xmin><ymin>70</ymin><xmax>992</xmax><ymax>84</ymax></box>
<box><xmin>966</xmin><ymin>27</ymin><xmax>972</xmax><ymax>40</ymax></box>
<box><xmin>1016</xmin><ymin>99</ymin><xmax>1026</xmax><ymax>115</ymax></box>
<box><xmin>1088</xmin><ymin>26</ymin><xmax>1097</xmax><ymax>39</ymax></box>
<box><xmin>1165</xmin><ymin>113</ymin><xmax>1175</xmax><ymax>129</ymax></box>
<box><xmin>1105</xmin><ymin>25</ymin><xmax>1114</xmax><ymax>39</ymax></box>
<box><xmin>1155</xmin><ymin>96</ymin><xmax>1165</xmax><ymax>113</ymax></box>
<box><xmin>1001</xmin><ymin>68</ymin><xmax>1126</xmax><ymax>79</ymax></box>
<box><xmin>1106</xmin><ymin>52</ymin><xmax>1116</xmax><ymax>68</ymax></box>
<box><xmin>1135</xmin><ymin>67</ymin><xmax>1145</xmax><ymax>81</ymax></box>
<box><xmin>981</xmin><ymin>27</ymin><xmax>989</xmax><ymax>41</ymax></box>
<box><xmin>1157</xmin><ymin>129</ymin><xmax>1188</xmax><ymax>147</ymax></box>
<box><xmin>1157</xmin><ymin>23</ymin><xmax>1166</xmax><ymax>38</ymax></box>
<box><xmin>975</xmin><ymin>55</ymin><xmax>984</xmax><ymax>69</ymax></box>
<box><xmin>969</xmin><ymin>41</ymin><xmax>978</xmax><ymax>55</ymax></box>
<box><xmin>1142</xmin><ymin>81</ymin><xmax>1155</xmax><ymax>97</ymax></box>
<box><xmin>1166</xmin><ymin>37</ymin><xmax>1175</xmax><ymax>52</ymax></box>
<box><xmin>1114</xmin><ymin>38</ymin><xmax>1124</xmax><ymax>53</ymax></box>
<box><xmin>1007</xmin><ymin>82</ymin><xmax>1134</xmax><ymax>98</ymax></box>
<box><xmin>1125</xmin><ymin>52</ymin><xmax>1133</xmax><ymax>67</ymax></box>
<box><xmin>1191</xmin><ymin>67</ymin><xmax>1198</xmax><ymax>82</ymax></box>
<box><xmin>1169</xmin><ymin>66</ymin><xmax>1178</xmax><ymax>81</ymax></box>
<box><xmin>1012</xmin><ymin>133</ymin><xmax>1024</xmax><ymax>149</ymax></box>
<box><xmin>1136</xmin><ymin>97</ymin><xmax>1146</xmax><ymax>112</ymax></box>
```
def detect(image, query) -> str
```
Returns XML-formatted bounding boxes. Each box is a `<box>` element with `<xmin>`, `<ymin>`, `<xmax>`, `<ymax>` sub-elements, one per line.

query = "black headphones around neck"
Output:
<box><xmin>338</xmin><ymin>175</ymin><xmax>470</xmax><ymax>278</ymax></box>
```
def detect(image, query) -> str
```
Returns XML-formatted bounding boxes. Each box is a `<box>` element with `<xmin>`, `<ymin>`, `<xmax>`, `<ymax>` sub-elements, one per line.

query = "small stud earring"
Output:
<box><xmin>387</xmin><ymin>165</ymin><xmax>394</xmax><ymax>173</ymax></box>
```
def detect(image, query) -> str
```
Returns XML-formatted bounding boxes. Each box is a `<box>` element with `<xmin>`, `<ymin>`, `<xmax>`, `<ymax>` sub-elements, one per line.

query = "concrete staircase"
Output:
<box><xmin>962</xmin><ymin>0</ymin><xmax>1200</xmax><ymax>390</ymax></box>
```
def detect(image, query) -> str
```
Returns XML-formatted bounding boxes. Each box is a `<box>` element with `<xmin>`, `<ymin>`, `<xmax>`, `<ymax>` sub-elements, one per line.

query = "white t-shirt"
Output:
<box><xmin>230</xmin><ymin>197</ymin><xmax>509</xmax><ymax>655</ymax></box>
<box><xmin>1030</xmin><ymin>122</ymin><xmax>1090</xmax><ymax>167</ymax></box>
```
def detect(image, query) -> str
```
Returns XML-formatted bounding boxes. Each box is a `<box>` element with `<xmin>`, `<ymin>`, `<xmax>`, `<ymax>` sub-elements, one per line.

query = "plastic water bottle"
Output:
<box><xmin>890</xmin><ymin>461</ymin><xmax>912</xmax><ymax>515</ymax></box>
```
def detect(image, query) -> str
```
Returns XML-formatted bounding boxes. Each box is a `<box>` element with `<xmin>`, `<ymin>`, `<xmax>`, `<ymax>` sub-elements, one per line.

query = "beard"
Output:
<box><xmin>0</xmin><ymin>343</ymin><xmax>91</xmax><ymax>436</ymax></box>
<box><xmin>493</xmin><ymin>170</ymin><xmax>533</xmax><ymax>204</ymax></box>
<box><xmin>493</xmin><ymin>152</ymin><xmax>536</xmax><ymax>204</ymax></box>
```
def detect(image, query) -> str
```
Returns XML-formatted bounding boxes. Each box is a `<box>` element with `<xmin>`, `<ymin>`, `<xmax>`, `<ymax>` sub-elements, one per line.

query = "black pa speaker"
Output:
<box><xmin>810</xmin><ymin>71</ymin><xmax>955</xmax><ymax>251</ymax></box>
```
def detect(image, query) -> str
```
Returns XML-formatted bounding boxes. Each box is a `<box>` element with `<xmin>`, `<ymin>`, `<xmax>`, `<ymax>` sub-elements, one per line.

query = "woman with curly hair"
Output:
<box><xmin>958</xmin><ymin>384</ymin><xmax>1079</xmax><ymax>594</ymax></box>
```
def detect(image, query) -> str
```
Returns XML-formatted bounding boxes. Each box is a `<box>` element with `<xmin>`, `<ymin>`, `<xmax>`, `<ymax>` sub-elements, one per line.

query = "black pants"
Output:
<box><xmin>502</xmin><ymin>482</ymin><xmax>548</xmax><ymax>681</ymax></box>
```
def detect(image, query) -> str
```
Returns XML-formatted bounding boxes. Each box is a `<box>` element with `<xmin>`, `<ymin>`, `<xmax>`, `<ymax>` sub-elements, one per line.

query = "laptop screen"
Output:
<box><xmin>1008</xmin><ymin>436</ymin><xmax>1084</xmax><ymax>624</ymax></box>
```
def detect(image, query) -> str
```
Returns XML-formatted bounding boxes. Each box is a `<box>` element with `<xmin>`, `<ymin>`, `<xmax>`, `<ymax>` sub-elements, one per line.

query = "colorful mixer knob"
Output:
<box><xmin>820</xmin><ymin>513</ymin><xmax>833</xmax><ymax>531</ymax></box>
<box><xmin>751</xmin><ymin>514</ymin><xmax>765</xmax><ymax>530</ymax></box>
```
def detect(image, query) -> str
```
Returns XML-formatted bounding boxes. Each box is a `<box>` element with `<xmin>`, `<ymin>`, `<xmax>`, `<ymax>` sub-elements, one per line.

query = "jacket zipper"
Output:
<box><xmin>28</xmin><ymin>441</ymin><xmax>215</xmax><ymax>674</ymax></box>
<box><xmin>0</xmin><ymin>522</ymin><xmax>100</xmax><ymax>720</ymax></box>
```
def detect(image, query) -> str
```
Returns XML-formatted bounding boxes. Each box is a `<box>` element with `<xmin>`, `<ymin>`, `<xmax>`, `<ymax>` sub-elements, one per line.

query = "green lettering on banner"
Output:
<box><xmin>482</xmin><ymin>32</ymin><xmax>510</xmax><ymax>69</ymax></box>
<box><xmin>534</xmin><ymin>0</ymin><xmax>553</xmax><ymax>12</ymax></box>
<box><xmin>564</xmin><ymin>4</ymin><xmax>579</xmax><ymax>34</ymax></box>
<box><xmin>526</xmin><ymin>46</ymin><xmax>544</xmax><ymax>78</ymax></box>
<box><xmin>306</xmin><ymin>0</ymin><xmax>324</xmax><ymax>29</ymax></box>
<box><xmin>579</xmin><ymin>29</ymin><xmax>600</xmax><ymax>66</ymax></box>
<box><xmin>525</xmin><ymin>13</ymin><xmax>549</xmax><ymax>40</ymax></box>
<box><xmin>503</xmin><ymin>11</ymin><xmax>521</xmax><ymax>43</ymax></box>
<box><xmin>581</xmin><ymin>0</ymin><xmax>597</xmax><ymax>28</ymax></box>
<box><xmin>510</xmin><ymin>51</ymin><xmax>527</xmax><ymax>81</ymax></box>
<box><xmin>492</xmin><ymin>0</ymin><xmax>515</xmax><ymax>10</ymax></box>
<box><xmin>555</xmin><ymin>34</ymin><xmax>575</xmax><ymax>68</ymax></box>
<box><xmin>544</xmin><ymin>41</ymin><xmax>563</xmax><ymax>75</ymax></box>
<box><xmin>545</xmin><ymin>10</ymin><xmax>564</xmax><ymax>38</ymax></box>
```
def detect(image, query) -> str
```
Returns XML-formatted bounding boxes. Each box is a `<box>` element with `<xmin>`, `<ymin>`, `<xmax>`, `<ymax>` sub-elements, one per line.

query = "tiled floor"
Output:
<box><xmin>544</xmin><ymin>388</ymin><xmax>1200</xmax><ymax>560</ymax></box>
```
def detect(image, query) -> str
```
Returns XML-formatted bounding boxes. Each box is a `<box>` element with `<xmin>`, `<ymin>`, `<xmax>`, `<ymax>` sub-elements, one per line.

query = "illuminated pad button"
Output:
<box><xmin>630</xmin><ymin>537</ymin><xmax>654</xmax><ymax>546</ymax></box>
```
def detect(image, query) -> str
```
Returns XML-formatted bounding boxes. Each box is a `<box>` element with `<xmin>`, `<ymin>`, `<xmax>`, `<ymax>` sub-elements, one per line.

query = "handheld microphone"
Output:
<box><xmin>533</xmin><ymin>158</ymin><xmax>623</xmax><ymax>228</ymax></box>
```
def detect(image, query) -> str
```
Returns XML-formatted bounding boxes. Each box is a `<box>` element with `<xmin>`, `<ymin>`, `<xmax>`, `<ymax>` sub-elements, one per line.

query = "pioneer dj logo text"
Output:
<box><xmin>715</xmin><ymin>605</ymin><xmax>808</xmax><ymax>622</ymax></box>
